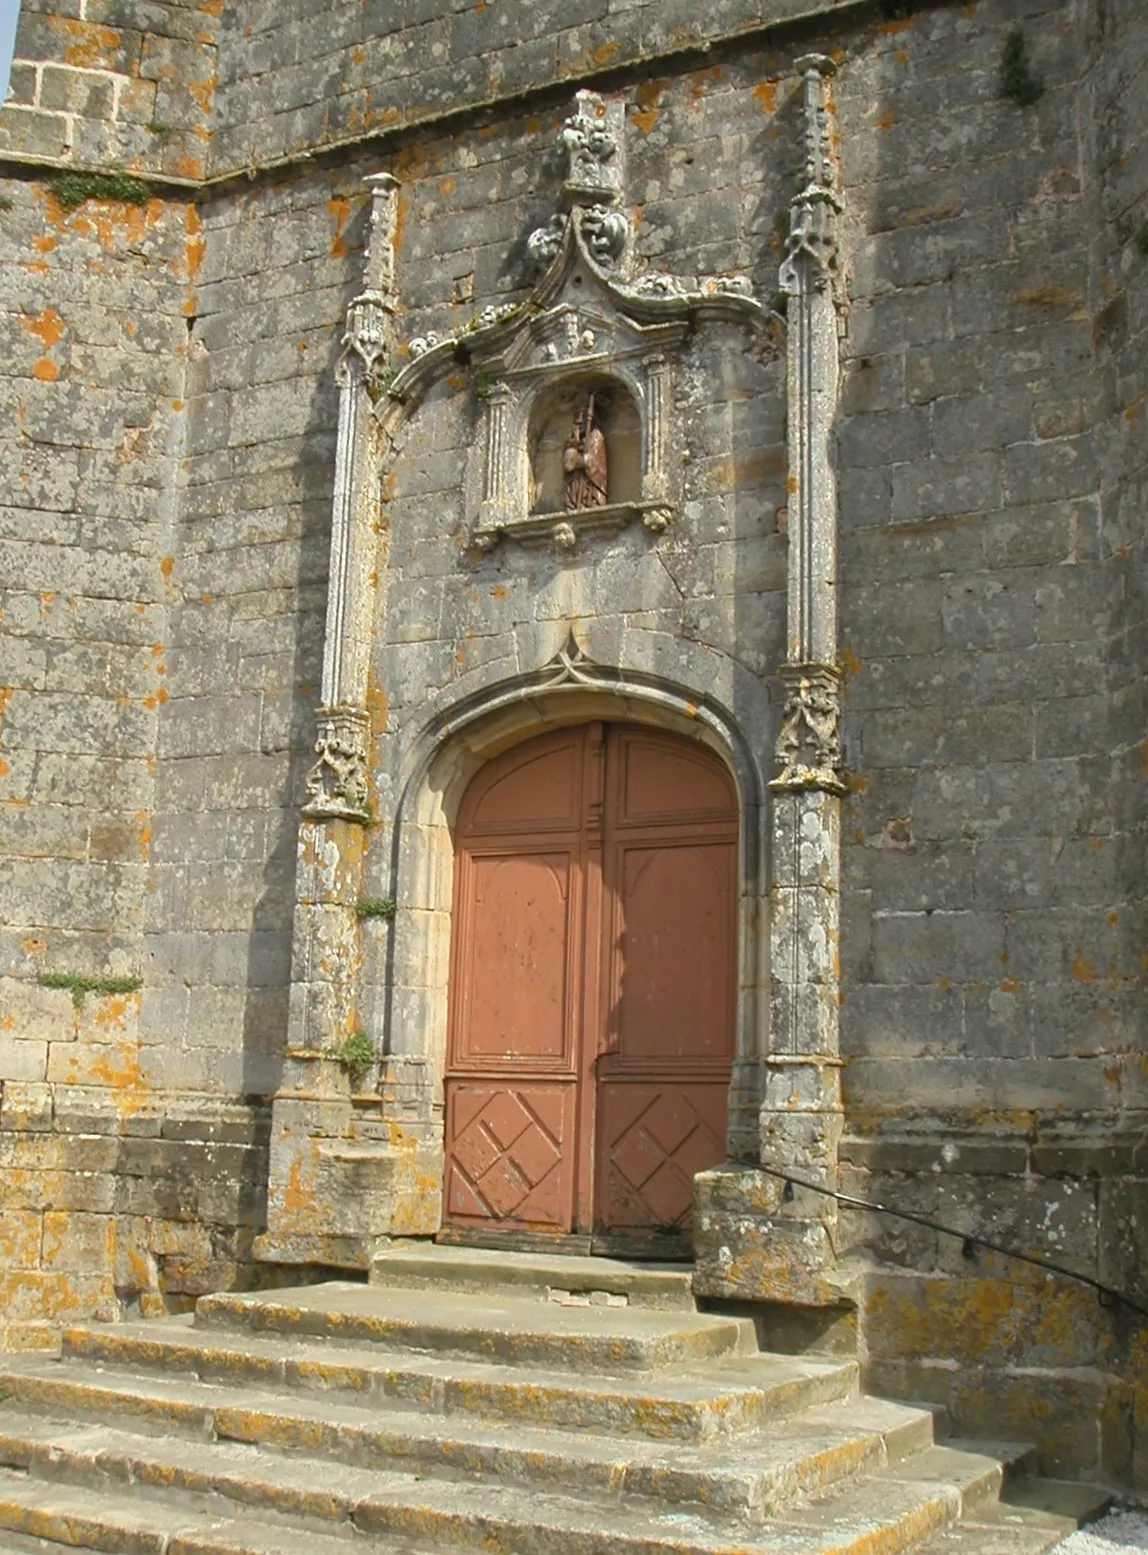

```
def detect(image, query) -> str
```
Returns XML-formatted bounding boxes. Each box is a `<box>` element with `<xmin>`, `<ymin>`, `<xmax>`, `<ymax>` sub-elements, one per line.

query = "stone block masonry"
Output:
<box><xmin>0</xmin><ymin>0</ymin><xmax>1145</xmax><ymax>1491</ymax></box>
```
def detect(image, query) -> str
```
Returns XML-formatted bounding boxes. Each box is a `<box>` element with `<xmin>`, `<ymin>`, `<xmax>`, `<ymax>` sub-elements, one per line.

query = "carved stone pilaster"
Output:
<box><xmin>752</xmin><ymin>54</ymin><xmax>847</xmax><ymax>1301</ymax></box>
<box><xmin>477</xmin><ymin>381</ymin><xmax>514</xmax><ymax>533</ymax></box>
<box><xmin>303</xmin><ymin>705</ymin><xmax>371</xmax><ymax>822</ymax></box>
<box><xmin>641</xmin><ymin>353</ymin><xmax>673</xmax><ymax>531</ymax></box>
<box><xmin>314</xmin><ymin>172</ymin><xmax>399</xmax><ymax>818</ymax></box>
<box><xmin>264</xmin><ymin>173</ymin><xmax>402</xmax><ymax>1271</ymax></box>
<box><xmin>779</xmin><ymin>56</ymin><xmax>841</xmax><ymax>670</ymax></box>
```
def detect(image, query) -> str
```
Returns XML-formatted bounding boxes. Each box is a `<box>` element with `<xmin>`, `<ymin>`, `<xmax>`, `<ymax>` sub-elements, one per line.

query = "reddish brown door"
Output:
<box><xmin>443</xmin><ymin>722</ymin><xmax>737</xmax><ymax>1247</ymax></box>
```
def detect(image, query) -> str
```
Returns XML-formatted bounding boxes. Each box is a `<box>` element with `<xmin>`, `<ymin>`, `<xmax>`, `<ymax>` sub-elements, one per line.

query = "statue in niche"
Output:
<box><xmin>563</xmin><ymin>395</ymin><xmax>608</xmax><ymax>511</ymax></box>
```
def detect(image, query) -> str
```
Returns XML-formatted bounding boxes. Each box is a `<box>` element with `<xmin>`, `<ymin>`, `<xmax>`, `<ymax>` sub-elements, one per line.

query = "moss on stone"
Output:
<box><xmin>52</xmin><ymin>172</ymin><xmax>152</xmax><ymax>210</ymax></box>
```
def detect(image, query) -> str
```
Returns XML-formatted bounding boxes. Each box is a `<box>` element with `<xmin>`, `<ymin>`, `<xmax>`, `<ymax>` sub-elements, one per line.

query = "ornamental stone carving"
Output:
<box><xmin>779</xmin><ymin>57</ymin><xmax>842</xmax><ymax>298</ymax></box>
<box><xmin>558</xmin><ymin>88</ymin><xmax>621</xmax><ymax>201</ymax></box>
<box><xmin>379</xmin><ymin>86</ymin><xmax>772</xmax><ymax>564</ymax></box>
<box><xmin>303</xmin><ymin>705</ymin><xmax>371</xmax><ymax>821</ymax></box>
<box><xmin>527</xmin><ymin>89</ymin><xmax>628</xmax><ymax>276</ymax></box>
<box><xmin>580</xmin><ymin>203</ymin><xmax>628</xmax><ymax>268</ymax></box>
<box><xmin>526</xmin><ymin>214</ymin><xmax>567</xmax><ymax>273</ymax></box>
<box><xmin>770</xmin><ymin>665</ymin><xmax>845</xmax><ymax>795</ymax></box>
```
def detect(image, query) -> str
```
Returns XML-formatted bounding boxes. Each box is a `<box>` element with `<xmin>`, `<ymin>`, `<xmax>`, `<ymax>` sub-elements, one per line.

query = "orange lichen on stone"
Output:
<box><xmin>366</xmin><ymin>684</ymin><xmax>389</xmax><ymax>737</ymax></box>
<box><xmin>22</xmin><ymin>309</ymin><xmax>66</xmax><ymax>348</ymax></box>
<box><xmin>185</xmin><ymin>205</ymin><xmax>206</xmax><ymax>280</ymax></box>
<box><xmin>49</xmin><ymin>16</ymin><xmax>122</xmax><ymax>69</ymax></box>
<box><xmin>686</xmin><ymin>65</ymin><xmax>723</xmax><ymax>106</ymax></box>
<box><xmin>32</xmin><ymin>358</ymin><xmax>59</xmax><ymax>381</ymax></box>
<box><xmin>753</xmin><ymin>81</ymin><xmax>778</xmax><ymax>114</ymax></box>
<box><xmin>1072</xmin><ymin>951</ymin><xmax>1099</xmax><ymax>982</ymax></box>
<box><xmin>631</xmin><ymin>80</ymin><xmax>668</xmax><ymax>134</ymax></box>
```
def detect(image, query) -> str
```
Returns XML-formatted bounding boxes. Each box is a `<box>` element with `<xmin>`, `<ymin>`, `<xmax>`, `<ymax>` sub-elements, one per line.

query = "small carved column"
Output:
<box><xmin>764</xmin><ymin>56</ymin><xmax>847</xmax><ymax>1284</ymax></box>
<box><xmin>641</xmin><ymin>353</ymin><xmax>673</xmax><ymax>532</ymax></box>
<box><xmin>477</xmin><ymin>381</ymin><xmax>514</xmax><ymax>533</ymax></box>
<box><xmin>692</xmin><ymin>56</ymin><xmax>847</xmax><ymax>1308</ymax></box>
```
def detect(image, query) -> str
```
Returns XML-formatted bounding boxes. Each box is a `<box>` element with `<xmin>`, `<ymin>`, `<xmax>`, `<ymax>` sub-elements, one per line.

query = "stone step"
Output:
<box><xmin>59</xmin><ymin>1317</ymin><xmax>859</xmax><ymax>1441</ymax></box>
<box><xmin>906</xmin><ymin>1478</ymin><xmax>1113</xmax><ymax>1554</ymax></box>
<box><xmin>192</xmin><ymin>1280</ymin><xmax>754</xmax><ymax>1371</ymax></box>
<box><xmin>0</xmin><ymin>1369</ymin><xmax>937</xmax><ymax>1518</ymax></box>
<box><xmin>0</xmin><ymin>1469</ymin><xmax>430</xmax><ymax>1555</ymax></box>
<box><xmin>369</xmin><ymin>1243</ymin><xmax>698</xmax><ymax>1310</ymax></box>
<box><xmin>0</xmin><ymin>1438</ymin><xmax>1040</xmax><ymax>1555</ymax></box>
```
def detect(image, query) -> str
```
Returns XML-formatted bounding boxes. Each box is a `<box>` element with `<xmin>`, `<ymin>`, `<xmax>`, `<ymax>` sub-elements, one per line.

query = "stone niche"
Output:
<box><xmin>527</xmin><ymin>371</ymin><xmax>642</xmax><ymax>519</ymax></box>
<box><xmin>457</xmin><ymin>281</ymin><xmax>684</xmax><ymax>554</ymax></box>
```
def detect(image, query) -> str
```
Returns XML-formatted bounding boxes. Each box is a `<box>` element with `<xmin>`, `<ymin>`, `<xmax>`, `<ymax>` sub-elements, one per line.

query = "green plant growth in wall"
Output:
<box><xmin>0</xmin><ymin>195</ymin><xmax>12</xmax><ymax>212</ymax></box>
<box><xmin>326</xmin><ymin>1030</ymin><xmax>376</xmax><ymax>1088</ymax></box>
<box><xmin>1000</xmin><ymin>29</ymin><xmax>1044</xmax><ymax>107</ymax></box>
<box><xmin>356</xmin><ymin>897</ymin><xmax>397</xmax><ymax>921</ymax></box>
<box><xmin>37</xmin><ymin>972</ymin><xmax>143</xmax><ymax>1010</ymax></box>
<box><xmin>52</xmin><ymin>172</ymin><xmax>152</xmax><ymax>210</ymax></box>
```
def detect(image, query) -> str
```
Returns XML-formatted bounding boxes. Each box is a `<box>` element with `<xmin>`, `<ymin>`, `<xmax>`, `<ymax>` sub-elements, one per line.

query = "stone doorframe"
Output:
<box><xmin>256</xmin><ymin>59</ymin><xmax>850</xmax><ymax>1305</ymax></box>
<box><xmin>384</xmin><ymin>669</ymin><xmax>769</xmax><ymax>1161</ymax></box>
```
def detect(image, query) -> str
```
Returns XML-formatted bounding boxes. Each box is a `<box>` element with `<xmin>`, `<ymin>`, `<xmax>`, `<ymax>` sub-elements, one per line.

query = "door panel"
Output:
<box><xmin>618</xmin><ymin>735</ymin><xmax>738</xmax><ymax>824</ymax></box>
<box><xmin>443</xmin><ymin>1081</ymin><xmax>575</xmax><ymax>1232</ymax></box>
<box><xmin>458</xmin><ymin>851</ymin><xmax>574</xmax><ymax>1066</ymax></box>
<box><xmin>597</xmin><ymin>1081</ymin><xmax>728</xmax><ymax>1231</ymax></box>
<box><xmin>467</xmin><ymin>738</ymin><xmax>584</xmax><ymax>832</ymax></box>
<box><xmin>444</xmin><ymin>721</ymin><xmax>738</xmax><ymax>1246</ymax></box>
<box><xmin>610</xmin><ymin>841</ymin><xmax>736</xmax><ymax>1065</ymax></box>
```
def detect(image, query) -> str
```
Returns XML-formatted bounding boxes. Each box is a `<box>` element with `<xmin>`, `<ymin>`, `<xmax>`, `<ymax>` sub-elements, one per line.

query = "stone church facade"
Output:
<box><xmin>0</xmin><ymin>0</ymin><xmax>1144</xmax><ymax>1489</ymax></box>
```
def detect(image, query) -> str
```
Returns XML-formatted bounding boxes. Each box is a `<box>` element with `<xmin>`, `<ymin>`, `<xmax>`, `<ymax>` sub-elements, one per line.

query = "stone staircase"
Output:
<box><xmin>0</xmin><ymin>1245</ymin><xmax>1108</xmax><ymax>1554</ymax></box>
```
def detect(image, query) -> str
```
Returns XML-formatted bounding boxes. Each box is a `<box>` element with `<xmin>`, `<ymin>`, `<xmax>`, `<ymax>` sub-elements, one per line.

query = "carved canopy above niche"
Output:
<box><xmin>380</xmin><ymin>90</ymin><xmax>773</xmax><ymax>557</ymax></box>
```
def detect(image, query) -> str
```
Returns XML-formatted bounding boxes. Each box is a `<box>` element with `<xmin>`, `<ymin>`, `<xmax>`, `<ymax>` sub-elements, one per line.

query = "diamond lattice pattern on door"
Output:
<box><xmin>447</xmin><ymin>1087</ymin><xmax>567</xmax><ymax>1226</ymax></box>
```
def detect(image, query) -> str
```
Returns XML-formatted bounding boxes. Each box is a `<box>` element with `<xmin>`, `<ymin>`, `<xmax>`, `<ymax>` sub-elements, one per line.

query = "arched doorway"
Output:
<box><xmin>442</xmin><ymin>720</ymin><xmax>738</xmax><ymax>1256</ymax></box>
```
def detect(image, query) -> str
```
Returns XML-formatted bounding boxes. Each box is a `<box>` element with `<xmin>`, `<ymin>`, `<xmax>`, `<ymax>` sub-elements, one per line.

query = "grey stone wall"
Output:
<box><xmin>836</xmin><ymin>0</ymin><xmax>1137</xmax><ymax>1124</ymax></box>
<box><xmin>206</xmin><ymin>0</ymin><xmax>862</xmax><ymax>178</ymax></box>
<box><xmin>0</xmin><ymin>0</ymin><xmax>220</xmax><ymax>182</ymax></box>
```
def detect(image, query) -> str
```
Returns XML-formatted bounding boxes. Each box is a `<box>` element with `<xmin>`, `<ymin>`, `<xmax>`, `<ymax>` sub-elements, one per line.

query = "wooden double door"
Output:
<box><xmin>443</xmin><ymin>722</ymin><xmax>737</xmax><ymax>1253</ymax></box>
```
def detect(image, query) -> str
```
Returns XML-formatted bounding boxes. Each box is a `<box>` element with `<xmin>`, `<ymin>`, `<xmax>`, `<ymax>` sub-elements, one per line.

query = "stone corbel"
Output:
<box><xmin>304</xmin><ymin>705</ymin><xmax>372</xmax><ymax>821</ymax></box>
<box><xmin>771</xmin><ymin>664</ymin><xmax>845</xmax><ymax>796</ymax></box>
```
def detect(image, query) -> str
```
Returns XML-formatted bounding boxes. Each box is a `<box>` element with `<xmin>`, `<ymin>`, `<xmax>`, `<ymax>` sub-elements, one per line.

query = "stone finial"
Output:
<box><xmin>363</xmin><ymin>171</ymin><xmax>399</xmax><ymax>296</ymax></box>
<box><xmin>559</xmin><ymin>89</ymin><xmax>621</xmax><ymax>204</ymax></box>
<box><xmin>526</xmin><ymin>89</ymin><xmax>629</xmax><ymax>275</ymax></box>
<box><xmin>336</xmin><ymin>172</ymin><xmax>400</xmax><ymax>391</ymax></box>
<box><xmin>779</xmin><ymin>56</ymin><xmax>842</xmax><ymax>297</ymax></box>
